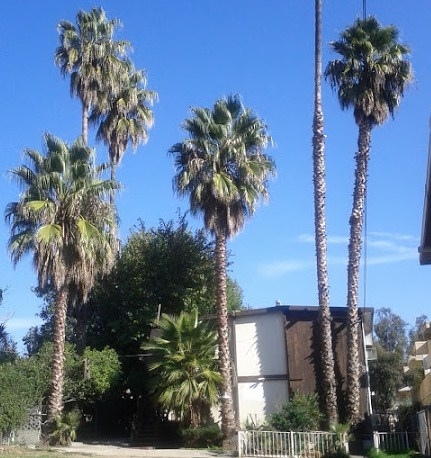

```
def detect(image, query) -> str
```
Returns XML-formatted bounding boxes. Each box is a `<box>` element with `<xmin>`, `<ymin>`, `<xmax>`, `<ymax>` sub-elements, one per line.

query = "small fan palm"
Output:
<box><xmin>49</xmin><ymin>410</ymin><xmax>81</xmax><ymax>446</ymax></box>
<box><xmin>143</xmin><ymin>311</ymin><xmax>222</xmax><ymax>427</ymax></box>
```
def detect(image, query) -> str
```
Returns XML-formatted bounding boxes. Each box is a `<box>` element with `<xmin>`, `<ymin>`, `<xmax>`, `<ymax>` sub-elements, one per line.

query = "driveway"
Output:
<box><xmin>55</xmin><ymin>441</ymin><xmax>235</xmax><ymax>457</ymax></box>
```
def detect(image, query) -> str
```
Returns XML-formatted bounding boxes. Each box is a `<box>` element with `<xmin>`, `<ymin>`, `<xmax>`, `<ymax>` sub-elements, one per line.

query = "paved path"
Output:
<box><xmin>54</xmin><ymin>441</ymin><xmax>235</xmax><ymax>457</ymax></box>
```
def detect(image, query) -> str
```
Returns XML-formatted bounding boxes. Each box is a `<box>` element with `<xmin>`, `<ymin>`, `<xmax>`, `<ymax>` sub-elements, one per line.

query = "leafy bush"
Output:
<box><xmin>37</xmin><ymin>342</ymin><xmax>121</xmax><ymax>403</ymax></box>
<box><xmin>268</xmin><ymin>392</ymin><xmax>324</xmax><ymax>431</ymax></box>
<box><xmin>75</xmin><ymin>347</ymin><xmax>122</xmax><ymax>401</ymax></box>
<box><xmin>180</xmin><ymin>424</ymin><xmax>223</xmax><ymax>448</ymax></box>
<box><xmin>0</xmin><ymin>357</ymin><xmax>48</xmax><ymax>435</ymax></box>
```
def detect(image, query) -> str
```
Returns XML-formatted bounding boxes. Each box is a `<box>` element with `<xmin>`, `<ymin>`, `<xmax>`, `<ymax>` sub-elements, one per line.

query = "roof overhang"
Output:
<box><xmin>419</xmin><ymin>116</ymin><xmax>431</xmax><ymax>265</ymax></box>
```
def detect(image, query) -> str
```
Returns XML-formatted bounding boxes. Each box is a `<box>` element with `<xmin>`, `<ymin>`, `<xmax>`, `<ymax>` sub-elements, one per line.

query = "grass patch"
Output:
<box><xmin>367</xmin><ymin>448</ymin><xmax>421</xmax><ymax>458</ymax></box>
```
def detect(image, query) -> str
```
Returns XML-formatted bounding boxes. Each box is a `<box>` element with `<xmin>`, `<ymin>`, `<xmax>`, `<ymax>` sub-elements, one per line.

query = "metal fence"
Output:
<box><xmin>1</xmin><ymin>408</ymin><xmax>42</xmax><ymax>446</ymax></box>
<box><xmin>372</xmin><ymin>431</ymin><xmax>413</xmax><ymax>453</ymax></box>
<box><xmin>238</xmin><ymin>430</ymin><xmax>345</xmax><ymax>458</ymax></box>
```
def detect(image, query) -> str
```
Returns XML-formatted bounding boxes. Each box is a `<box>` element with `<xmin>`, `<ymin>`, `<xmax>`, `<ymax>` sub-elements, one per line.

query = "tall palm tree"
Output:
<box><xmin>143</xmin><ymin>311</ymin><xmax>222</xmax><ymax>428</ymax></box>
<box><xmin>312</xmin><ymin>0</ymin><xmax>338</xmax><ymax>426</ymax></box>
<box><xmin>325</xmin><ymin>16</ymin><xmax>411</xmax><ymax>423</ymax></box>
<box><xmin>55</xmin><ymin>7</ymin><xmax>130</xmax><ymax>145</ymax></box>
<box><xmin>91</xmin><ymin>65</ymin><xmax>158</xmax><ymax>198</ymax></box>
<box><xmin>169</xmin><ymin>95</ymin><xmax>275</xmax><ymax>440</ymax></box>
<box><xmin>5</xmin><ymin>134</ymin><xmax>117</xmax><ymax>421</ymax></box>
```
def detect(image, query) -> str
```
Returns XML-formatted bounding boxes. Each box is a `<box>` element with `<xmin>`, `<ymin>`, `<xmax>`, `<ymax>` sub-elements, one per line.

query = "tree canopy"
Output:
<box><xmin>85</xmin><ymin>215</ymin><xmax>243</xmax><ymax>355</ymax></box>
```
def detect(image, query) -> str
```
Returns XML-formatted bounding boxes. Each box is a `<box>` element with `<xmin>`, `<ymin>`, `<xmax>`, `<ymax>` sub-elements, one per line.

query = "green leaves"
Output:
<box><xmin>36</xmin><ymin>224</ymin><xmax>62</xmax><ymax>243</ymax></box>
<box><xmin>170</xmin><ymin>95</ymin><xmax>275</xmax><ymax>238</ymax></box>
<box><xmin>143</xmin><ymin>311</ymin><xmax>222</xmax><ymax>427</ymax></box>
<box><xmin>6</xmin><ymin>133</ymin><xmax>116</xmax><ymax>299</ymax></box>
<box><xmin>25</xmin><ymin>200</ymin><xmax>50</xmax><ymax>212</ymax></box>
<box><xmin>269</xmin><ymin>392</ymin><xmax>324</xmax><ymax>432</ymax></box>
<box><xmin>0</xmin><ymin>357</ymin><xmax>49</xmax><ymax>433</ymax></box>
<box><xmin>325</xmin><ymin>16</ymin><xmax>412</xmax><ymax>126</ymax></box>
<box><xmin>76</xmin><ymin>217</ymin><xmax>101</xmax><ymax>241</ymax></box>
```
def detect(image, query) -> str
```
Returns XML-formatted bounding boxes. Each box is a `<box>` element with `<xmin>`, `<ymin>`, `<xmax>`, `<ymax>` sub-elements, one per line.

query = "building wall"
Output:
<box><xmin>232</xmin><ymin>310</ymin><xmax>289</xmax><ymax>426</ymax></box>
<box><xmin>405</xmin><ymin>326</ymin><xmax>431</xmax><ymax>407</ymax></box>
<box><xmin>420</xmin><ymin>373</ymin><xmax>431</xmax><ymax>406</ymax></box>
<box><xmin>228</xmin><ymin>306</ymin><xmax>373</xmax><ymax>427</ymax></box>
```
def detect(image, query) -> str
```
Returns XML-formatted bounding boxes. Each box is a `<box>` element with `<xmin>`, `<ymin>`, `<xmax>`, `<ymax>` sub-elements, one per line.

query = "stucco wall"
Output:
<box><xmin>233</xmin><ymin>310</ymin><xmax>289</xmax><ymax>426</ymax></box>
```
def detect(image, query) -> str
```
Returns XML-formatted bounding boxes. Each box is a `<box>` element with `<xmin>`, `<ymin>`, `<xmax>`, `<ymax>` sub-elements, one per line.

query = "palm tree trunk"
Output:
<box><xmin>110</xmin><ymin>162</ymin><xmax>116</xmax><ymax>207</ymax></box>
<box><xmin>215</xmin><ymin>232</ymin><xmax>236</xmax><ymax>442</ymax></box>
<box><xmin>313</xmin><ymin>0</ymin><xmax>338</xmax><ymax>426</ymax></box>
<box><xmin>109</xmin><ymin>163</ymin><xmax>119</xmax><ymax>255</ymax></box>
<box><xmin>346</xmin><ymin>119</ymin><xmax>371</xmax><ymax>424</ymax></box>
<box><xmin>47</xmin><ymin>285</ymin><xmax>68</xmax><ymax>420</ymax></box>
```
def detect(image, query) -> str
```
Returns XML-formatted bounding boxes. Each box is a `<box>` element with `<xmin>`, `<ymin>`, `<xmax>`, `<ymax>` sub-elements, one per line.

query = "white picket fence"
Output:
<box><xmin>238</xmin><ymin>430</ymin><xmax>346</xmax><ymax>458</ymax></box>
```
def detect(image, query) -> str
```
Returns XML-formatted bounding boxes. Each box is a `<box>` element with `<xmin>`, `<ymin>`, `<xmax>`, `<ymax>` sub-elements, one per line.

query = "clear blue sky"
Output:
<box><xmin>1</xmin><ymin>1</ymin><xmax>430</xmax><ymax>349</ymax></box>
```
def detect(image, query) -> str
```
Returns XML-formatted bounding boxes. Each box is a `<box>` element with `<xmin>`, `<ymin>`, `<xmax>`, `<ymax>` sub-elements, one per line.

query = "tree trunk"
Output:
<box><xmin>109</xmin><ymin>163</ymin><xmax>120</xmax><ymax>255</ymax></box>
<box><xmin>110</xmin><ymin>162</ymin><xmax>116</xmax><ymax>207</ymax></box>
<box><xmin>313</xmin><ymin>0</ymin><xmax>338</xmax><ymax>426</ymax></box>
<box><xmin>47</xmin><ymin>285</ymin><xmax>68</xmax><ymax>420</ymax></box>
<box><xmin>346</xmin><ymin>119</ymin><xmax>371</xmax><ymax>424</ymax></box>
<box><xmin>215</xmin><ymin>232</ymin><xmax>236</xmax><ymax>442</ymax></box>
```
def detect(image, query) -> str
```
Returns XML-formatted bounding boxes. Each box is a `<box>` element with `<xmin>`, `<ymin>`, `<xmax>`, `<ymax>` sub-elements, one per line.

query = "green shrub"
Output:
<box><xmin>180</xmin><ymin>424</ymin><xmax>223</xmax><ymax>448</ymax></box>
<box><xmin>268</xmin><ymin>392</ymin><xmax>324</xmax><ymax>431</ymax></box>
<box><xmin>0</xmin><ymin>358</ymin><xmax>48</xmax><ymax>435</ymax></box>
<box><xmin>48</xmin><ymin>410</ymin><xmax>81</xmax><ymax>446</ymax></box>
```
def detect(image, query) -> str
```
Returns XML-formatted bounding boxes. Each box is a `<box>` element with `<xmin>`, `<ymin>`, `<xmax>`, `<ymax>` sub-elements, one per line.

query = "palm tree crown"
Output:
<box><xmin>6</xmin><ymin>134</ymin><xmax>116</xmax><ymax>298</ymax></box>
<box><xmin>91</xmin><ymin>65</ymin><xmax>158</xmax><ymax>173</ymax></box>
<box><xmin>55</xmin><ymin>7</ymin><xmax>131</xmax><ymax>145</ymax></box>
<box><xmin>325</xmin><ymin>16</ymin><xmax>411</xmax><ymax>127</ymax></box>
<box><xmin>170</xmin><ymin>94</ymin><xmax>275</xmax><ymax>239</ymax></box>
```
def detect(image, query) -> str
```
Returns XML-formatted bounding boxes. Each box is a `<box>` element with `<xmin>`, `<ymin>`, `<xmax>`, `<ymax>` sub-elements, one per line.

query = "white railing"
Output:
<box><xmin>238</xmin><ymin>430</ymin><xmax>345</xmax><ymax>458</ymax></box>
<box><xmin>373</xmin><ymin>431</ymin><xmax>410</xmax><ymax>453</ymax></box>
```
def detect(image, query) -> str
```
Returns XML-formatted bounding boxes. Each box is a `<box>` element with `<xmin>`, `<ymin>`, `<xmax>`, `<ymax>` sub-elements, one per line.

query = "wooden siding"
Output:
<box><xmin>283</xmin><ymin>307</ymin><xmax>370</xmax><ymax>418</ymax></box>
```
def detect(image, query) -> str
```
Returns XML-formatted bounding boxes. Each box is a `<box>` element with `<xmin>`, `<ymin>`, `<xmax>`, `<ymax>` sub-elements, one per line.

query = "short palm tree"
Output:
<box><xmin>5</xmin><ymin>134</ymin><xmax>117</xmax><ymax>421</ymax></box>
<box><xmin>143</xmin><ymin>311</ymin><xmax>222</xmax><ymax>427</ymax></box>
<box><xmin>325</xmin><ymin>16</ymin><xmax>411</xmax><ymax>423</ymax></box>
<box><xmin>55</xmin><ymin>7</ymin><xmax>130</xmax><ymax>145</ymax></box>
<box><xmin>169</xmin><ymin>95</ymin><xmax>275</xmax><ymax>439</ymax></box>
<box><xmin>312</xmin><ymin>0</ymin><xmax>338</xmax><ymax>426</ymax></box>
